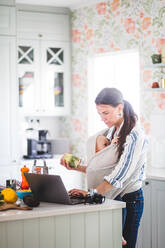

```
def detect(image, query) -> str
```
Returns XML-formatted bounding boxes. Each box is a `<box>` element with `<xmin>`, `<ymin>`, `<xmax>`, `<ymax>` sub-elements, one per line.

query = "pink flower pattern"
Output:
<box><xmin>72</xmin><ymin>74</ymin><xmax>82</xmax><ymax>88</ymax></box>
<box><xmin>156</xmin><ymin>38</ymin><xmax>165</xmax><ymax>54</ymax></box>
<box><xmin>73</xmin><ymin>119</ymin><xmax>82</xmax><ymax>132</ymax></box>
<box><xmin>124</xmin><ymin>18</ymin><xmax>136</xmax><ymax>34</ymax></box>
<box><xmin>155</xmin><ymin>93</ymin><xmax>165</xmax><ymax>109</ymax></box>
<box><xmin>143</xmin><ymin>70</ymin><xmax>152</xmax><ymax>83</ymax></box>
<box><xmin>96</xmin><ymin>2</ymin><xmax>107</xmax><ymax>15</ymax></box>
<box><xmin>72</xmin><ymin>29</ymin><xmax>81</xmax><ymax>43</ymax></box>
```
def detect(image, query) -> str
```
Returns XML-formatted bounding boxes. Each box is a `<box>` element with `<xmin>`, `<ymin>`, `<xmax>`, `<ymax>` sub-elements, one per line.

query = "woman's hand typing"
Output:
<box><xmin>69</xmin><ymin>189</ymin><xmax>88</xmax><ymax>197</ymax></box>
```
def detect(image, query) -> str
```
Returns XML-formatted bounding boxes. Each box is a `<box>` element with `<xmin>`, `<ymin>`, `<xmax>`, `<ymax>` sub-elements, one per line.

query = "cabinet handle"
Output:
<box><xmin>38</xmin><ymin>34</ymin><xmax>43</xmax><ymax>38</ymax></box>
<box><xmin>145</xmin><ymin>181</ymin><xmax>149</xmax><ymax>185</ymax></box>
<box><xmin>12</xmin><ymin>160</ymin><xmax>17</xmax><ymax>163</ymax></box>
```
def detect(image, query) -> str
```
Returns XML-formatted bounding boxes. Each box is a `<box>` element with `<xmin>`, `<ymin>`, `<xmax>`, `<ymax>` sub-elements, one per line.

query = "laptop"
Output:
<box><xmin>24</xmin><ymin>173</ymin><xmax>85</xmax><ymax>205</ymax></box>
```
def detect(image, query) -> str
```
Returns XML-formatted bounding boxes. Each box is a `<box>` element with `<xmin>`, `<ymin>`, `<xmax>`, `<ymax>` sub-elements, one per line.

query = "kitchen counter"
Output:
<box><xmin>0</xmin><ymin>199</ymin><xmax>125</xmax><ymax>222</ymax></box>
<box><xmin>146</xmin><ymin>167</ymin><xmax>165</xmax><ymax>181</ymax></box>
<box><xmin>0</xmin><ymin>199</ymin><xmax>125</xmax><ymax>248</ymax></box>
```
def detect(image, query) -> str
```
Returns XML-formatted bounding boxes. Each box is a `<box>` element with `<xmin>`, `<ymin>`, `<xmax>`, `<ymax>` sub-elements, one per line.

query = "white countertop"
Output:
<box><xmin>0</xmin><ymin>199</ymin><xmax>125</xmax><ymax>222</ymax></box>
<box><xmin>146</xmin><ymin>167</ymin><xmax>165</xmax><ymax>181</ymax></box>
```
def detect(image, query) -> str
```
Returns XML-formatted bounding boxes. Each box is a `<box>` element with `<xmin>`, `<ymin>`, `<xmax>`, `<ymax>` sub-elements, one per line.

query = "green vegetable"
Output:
<box><xmin>0</xmin><ymin>193</ymin><xmax>4</xmax><ymax>205</ymax></box>
<box><xmin>63</xmin><ymin>153</ymin><xmax>80</xmax><ymax>168</ymax></box>
<box><xmin>0</xmin><ymin>194</ymin><xmax>4</xmax><ymax>200</ymax></box>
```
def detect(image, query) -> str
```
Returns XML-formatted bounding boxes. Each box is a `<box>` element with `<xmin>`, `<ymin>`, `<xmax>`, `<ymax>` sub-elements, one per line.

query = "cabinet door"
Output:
<box><xmin>41</xmin><ymin>40</ymin><xmax>71</xmax><ymax>116</ymax></box>
<box><xmin>17</xmin><ymin>39</ymin><xmax>40</xmax><ymax>115</ymax></box>
<box><xmin>0</xmin><ymin>37</ymin><xmax>18</xmax><ymax>166</ymax></box>
<box><xmin>0</xmin><ymin>6</ymin><xmax>16</xmax><ymax>35</ymax></box>
<box><xmin>139</xmin><ymin>180</ymin><xmax>152</xmax><ymax>248</ymax></box>
<box><xmin>17</xmin><ymin>10</ymin><xmax>70</xmax><ymax>41</ymax></box>
<box><xmin>152</xmin><ymin>180</ymin><xmax>165</xmax><ymax>248</ymax></box>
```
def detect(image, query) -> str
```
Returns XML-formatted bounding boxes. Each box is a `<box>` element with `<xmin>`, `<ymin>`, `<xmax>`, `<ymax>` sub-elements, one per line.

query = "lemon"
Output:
<box><xmin>1</xmin><ymin>188</ymin><xmax>18</xmax><ymax>203</ymax></box>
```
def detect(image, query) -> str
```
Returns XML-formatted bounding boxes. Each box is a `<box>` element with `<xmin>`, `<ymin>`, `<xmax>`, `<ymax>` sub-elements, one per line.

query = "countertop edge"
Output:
<box><xmin>146</xmin><ymin>167</ymin><xmax>165</xmax><ymax>181</ymax></box>
<box><xmin>0</xmin><ymin>199</ymin><xmax>125</xmax><ymax>222</ymax></box>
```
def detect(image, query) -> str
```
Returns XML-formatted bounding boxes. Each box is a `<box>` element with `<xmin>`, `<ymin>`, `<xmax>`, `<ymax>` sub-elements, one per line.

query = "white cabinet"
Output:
<box><xmin>152</xmin><ymin>180</ymin><xmax>165</xmax><ymax>248</ymax></box>
<box><xmin>0</xmin><ymin>5</ymin><xmax>16</xmax><ymax>35</ymax></box>
<box><xmin>0</xmin><ymin>3</ymin><xmax>19</xmax><ymax>168</ymax></box>
<box><xmin>0</xmin><ymin>207</ymin><xmax>123</xmax><ymax>248</ymax></box>
<box><xmin>17</xmin><ymin>8</ymin><xmax>71</xmax><ymax>116</ymax></box>
<box><xmin>0</xmin><ymin>36</ymin><xmax>18</xmax><ymax>166</ymax></box>
<box><xmin>17</xmin><ymin>39</ymin><xmax>71</xmax><ymax>116</ymax></box>
<box><xmin>137</xmin><ymin>179</ymin><xmax>165</xmax><ymax>248</ymax></box>
<box><xmin>17</xmin><ymin>10</ymin><xmax>70</xmax><ymax>41</ymax></box>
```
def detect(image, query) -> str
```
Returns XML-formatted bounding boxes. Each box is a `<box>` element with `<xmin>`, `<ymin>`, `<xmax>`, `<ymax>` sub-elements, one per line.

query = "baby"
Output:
<box><xmin>95</xmin><ymin>135</ymin><xmax>118</xmax><ymax>153</ymax></box>
<box><xmin>95</xmin><ymin>135</ymin><xmax>127</xmax><ymax>246</ymax></box>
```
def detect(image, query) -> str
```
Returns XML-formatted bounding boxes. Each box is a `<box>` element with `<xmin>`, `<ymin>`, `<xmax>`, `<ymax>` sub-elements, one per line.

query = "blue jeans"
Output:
<box><xmin>115</xmin><ymin>188</ymin><xmax>144</xmax><ymax>248</ymax></box>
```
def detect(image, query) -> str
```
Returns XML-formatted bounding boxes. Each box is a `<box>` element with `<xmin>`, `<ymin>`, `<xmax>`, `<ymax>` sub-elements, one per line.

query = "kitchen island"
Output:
<box><xmin>0</xmin><ymin>199</ymin><xmax>125</xmax><ymax>248</ymax></box>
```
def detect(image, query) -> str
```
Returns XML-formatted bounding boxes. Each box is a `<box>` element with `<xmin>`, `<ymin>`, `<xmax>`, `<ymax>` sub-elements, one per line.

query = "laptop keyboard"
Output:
<box><xmin>69</xmin><ymin>194</ymin><xmax>85</xmax><ymax>205</ymax></box>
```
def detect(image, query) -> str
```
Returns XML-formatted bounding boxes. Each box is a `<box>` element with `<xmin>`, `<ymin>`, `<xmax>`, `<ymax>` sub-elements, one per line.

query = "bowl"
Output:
<box><xmin>16</xmin><ymin>190</ymin><xmax>33</xmax><ymax>199</ymax></box>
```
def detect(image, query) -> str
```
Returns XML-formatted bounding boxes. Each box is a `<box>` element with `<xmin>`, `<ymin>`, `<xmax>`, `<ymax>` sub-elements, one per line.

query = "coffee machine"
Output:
<box><xmin>24</xmin><ymin>130</ymin><xmax>53</xmax><ymax>159</ymax></box>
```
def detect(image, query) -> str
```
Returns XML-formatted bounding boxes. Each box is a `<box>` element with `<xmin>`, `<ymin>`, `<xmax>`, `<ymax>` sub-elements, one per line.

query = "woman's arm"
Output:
<box><xmin>96</xmin><ymin>180</ymin><xmax>113</xmax><ymax>194</ymax></box>
<box><xmin>69</xmin><ymin>180</ymin><xmax>113</xmax><ymax>197</ymax></box>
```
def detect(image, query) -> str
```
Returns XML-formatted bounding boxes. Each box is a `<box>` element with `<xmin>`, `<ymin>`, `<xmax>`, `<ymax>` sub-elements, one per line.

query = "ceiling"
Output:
<box><xmin>16</xmin><ymin>0</ymin><xmax>101</xmax><ymax>9</ymax></box>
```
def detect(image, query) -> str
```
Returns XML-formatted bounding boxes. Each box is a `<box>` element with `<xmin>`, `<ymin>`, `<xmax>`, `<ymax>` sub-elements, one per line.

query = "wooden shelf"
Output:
<box><xmin>144</xmin><ymin>63</ymin><xmax>165</xmax><ymax>69</ymax></box>
<box><xmin>142</xmin><ymin>88</ymin><xmax>165</xmax><ymax>92</ymax></box>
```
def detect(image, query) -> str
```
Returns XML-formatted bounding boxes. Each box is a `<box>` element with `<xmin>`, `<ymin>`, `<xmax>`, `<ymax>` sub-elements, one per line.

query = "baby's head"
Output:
<box><xmin>96</xmin><ymin>135</ymin><xmax>109</xmax><ymax>153</ymax></box>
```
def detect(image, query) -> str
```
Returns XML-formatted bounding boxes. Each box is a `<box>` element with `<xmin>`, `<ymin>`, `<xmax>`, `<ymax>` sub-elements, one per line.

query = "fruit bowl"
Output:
<box><xmin>16</xmin><ymin>190</ymin><xmax>32</xmax><ymax>199</ymax></box>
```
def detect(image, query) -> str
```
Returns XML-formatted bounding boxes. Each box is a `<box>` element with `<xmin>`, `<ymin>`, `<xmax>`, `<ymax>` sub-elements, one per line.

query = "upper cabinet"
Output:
<box><xmin>17</xmin><ymin>8</ymin><xmax>71</xmax><ymax>116</ymax></box>
<box><xmin>0</xmin><ymin>37</ymin><xmax>19</xmax><ymax>166</ymax></box>
<box><xmin>17</xmin><ymin>39</ymin><xmax>71</xmax><ymax>116</ymax></box>
<box><xmin>0</xmin><ymin>5</ymin><xmax>16</xmax><ymax>35</ymax></box>
<box><xmin>17</xmin><ymin>10</ymin><xmax>70</xmax><ymax>41</ymax></box>
<box><xmin>0</xmin><ymin>2</ymin><xmax>19</xmax><ymax>166</ymax></box>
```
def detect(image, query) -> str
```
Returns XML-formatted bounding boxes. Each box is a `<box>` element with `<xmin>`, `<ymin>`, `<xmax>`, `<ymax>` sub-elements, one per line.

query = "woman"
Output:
<box><xmin>61</xmin><ymin>87</ymin><xmax>148</xmax><ymax>248</ymax></box>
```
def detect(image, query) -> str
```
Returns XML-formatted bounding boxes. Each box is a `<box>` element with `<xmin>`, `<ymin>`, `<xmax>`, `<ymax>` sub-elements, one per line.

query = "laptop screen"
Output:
<box><xmin>24</xmin><ymin>173</ymin><xmax>72</xmax><ymax>204</ymax></box>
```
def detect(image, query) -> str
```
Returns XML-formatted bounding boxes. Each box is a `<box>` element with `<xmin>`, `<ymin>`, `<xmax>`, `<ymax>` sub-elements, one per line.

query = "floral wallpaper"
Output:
<box><xmin>60</xmin><ymin>0</ymin><xmax>165</xmax><ymax>162</ymax></box>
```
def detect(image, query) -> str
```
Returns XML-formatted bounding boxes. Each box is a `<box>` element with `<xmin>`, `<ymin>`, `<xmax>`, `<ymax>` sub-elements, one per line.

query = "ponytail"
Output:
<box><xmin>117</xmin><ymin>100</ymin><xmax>137</xmax><ymax>159</ymax></box>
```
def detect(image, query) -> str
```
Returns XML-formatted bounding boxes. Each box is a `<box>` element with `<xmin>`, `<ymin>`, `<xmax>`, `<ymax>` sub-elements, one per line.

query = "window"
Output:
<box><xmin>88</xmin><ymin>50</ymin><xmax>140</xmax><ymax>136</ymax></box>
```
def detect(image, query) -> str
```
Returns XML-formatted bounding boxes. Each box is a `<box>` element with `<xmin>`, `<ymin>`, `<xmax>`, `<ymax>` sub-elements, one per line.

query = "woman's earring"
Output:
<box><xmin>118</xmin><ymin>113</ymin><xmax>122</xmax><ymax>117</ymax></box>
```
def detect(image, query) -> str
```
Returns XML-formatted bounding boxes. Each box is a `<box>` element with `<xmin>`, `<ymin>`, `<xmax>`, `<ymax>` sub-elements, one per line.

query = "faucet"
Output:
<box><xmin>43</xmin><ymin>160</ymin><xmax>48</xmax><ymax>174</ymax></box>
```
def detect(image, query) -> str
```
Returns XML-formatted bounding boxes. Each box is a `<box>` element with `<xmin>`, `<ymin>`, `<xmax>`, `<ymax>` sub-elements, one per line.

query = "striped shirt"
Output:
<box><xmin>104</xmin><ymin>122</ymin><xmax>148</xmax><ymax>199</ymax></box>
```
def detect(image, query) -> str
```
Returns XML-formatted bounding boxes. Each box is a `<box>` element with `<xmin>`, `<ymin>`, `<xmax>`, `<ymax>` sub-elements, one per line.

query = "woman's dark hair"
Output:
<box><xmin>95</xmin><ymin>88</ymin><xmax>137</xmax><ymax>159</ymax></box>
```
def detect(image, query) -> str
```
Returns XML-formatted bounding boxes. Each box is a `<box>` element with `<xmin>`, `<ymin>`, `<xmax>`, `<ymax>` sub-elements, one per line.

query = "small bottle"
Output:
<box><xmin>160</xmin><ymin>79</ymin><xmax>165</xmax><ymax>88</ymax></box>
<box><xmin>43</xmin><ymin>160</ymin><xmax>48</xmax><ymax>174</ymax></box>
<box><xmin>32</xmin><ymin>159</ymin><xmax>37</xmax><ymax>173</ymax></box>
<box><xmin>21</xmin><ymin>165</ymin><xmax>29</xmax><ymax>190</ymax></box>
<box><xmin>35</xmin><ymin>167</ymin><xmax>41</xmax><ymax>174</ymax></box>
